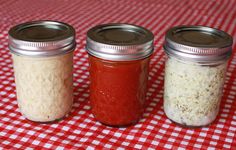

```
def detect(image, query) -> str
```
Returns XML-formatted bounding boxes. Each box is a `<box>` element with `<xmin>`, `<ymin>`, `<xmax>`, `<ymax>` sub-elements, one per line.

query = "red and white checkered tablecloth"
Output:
<box><xmin>0</xmin><ymin>0</ymin><xmax>236</xmax><ymax>149</ymax></box>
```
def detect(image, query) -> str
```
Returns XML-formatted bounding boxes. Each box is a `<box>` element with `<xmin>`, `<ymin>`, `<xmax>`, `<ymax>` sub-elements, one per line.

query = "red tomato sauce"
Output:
<box><xmin>89</xmin><ymin>55</ymin><xmax>150</xmax><ymax>126</ymax></box>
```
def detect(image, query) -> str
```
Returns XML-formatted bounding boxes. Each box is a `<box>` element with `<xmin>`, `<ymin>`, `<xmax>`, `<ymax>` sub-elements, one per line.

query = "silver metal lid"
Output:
<box><xmin>86</xmin><ymin>23</ymin><xmax>154</xmax><ymax>61</ymax></box>
<box><xmin>8</xmin><ymin>20</ymin><xmax>76</xmax><ymax>57</ymax></box>
<box><xmin>164</xmin><ymin>26</ymin><xmax>233</xmax><ymax>62</ymax></box>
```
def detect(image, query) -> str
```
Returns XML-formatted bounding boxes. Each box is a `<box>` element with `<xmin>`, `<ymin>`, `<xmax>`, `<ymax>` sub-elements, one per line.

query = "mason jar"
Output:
<box><xmin>8</xmin><ymin>21</ymin><xmax>76</xmax><ymax>122</ymax></box>
<box><xmin>86</xmin><ymin>24</ymin><xmax>154</xmax><ymax>127</ymax></box>
<box><xmin>163</xmin><ymin>26</ymin><xmax>233</xmax><ymax>127</ymax></box>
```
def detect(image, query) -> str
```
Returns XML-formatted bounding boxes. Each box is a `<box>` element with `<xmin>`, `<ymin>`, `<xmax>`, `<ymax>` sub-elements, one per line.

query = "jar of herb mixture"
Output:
<box><xmin>86</xmin><ymin>24</ymin><xmax>154</xmax><ymax>127</ymax></box>
<box><xmin>163</xmin><ymin>26</ymin><xmax>233</xmax><ymax>127</ymax></box>
<box><xmin>9</xmin><ymin>21</ymin><xmax>76</xmax><ymax>122</ymax></box>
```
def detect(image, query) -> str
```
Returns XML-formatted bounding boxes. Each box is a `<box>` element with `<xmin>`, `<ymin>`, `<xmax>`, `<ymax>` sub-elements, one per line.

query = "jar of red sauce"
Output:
<box><xmin>86</xmin><ymin>24</ymin><xmax>154</xmax><ymax>126</ymax></box>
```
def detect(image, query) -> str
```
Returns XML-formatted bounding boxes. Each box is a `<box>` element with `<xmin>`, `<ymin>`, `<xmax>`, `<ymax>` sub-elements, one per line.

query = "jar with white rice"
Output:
<box><xmin>163</xmin><ymin>26</ymin><xmax>233</xmax><ymax>127</ymax></box>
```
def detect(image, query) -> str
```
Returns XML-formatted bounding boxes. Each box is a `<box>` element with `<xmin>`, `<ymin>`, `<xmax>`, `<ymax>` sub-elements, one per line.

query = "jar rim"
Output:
<box><xmin>164</xmin><ymin>25</ymin><xmax>233</xmax><ymax>62</ymax></box>
<box><xmin>86</xmin><ymin>23</ymin><xmax>154</xmax><ymax>61</ymax></box>
<box><xmin>8</xmin><ymin>20</ymin><xmax>76</xmax><ymax>57</ymax></box>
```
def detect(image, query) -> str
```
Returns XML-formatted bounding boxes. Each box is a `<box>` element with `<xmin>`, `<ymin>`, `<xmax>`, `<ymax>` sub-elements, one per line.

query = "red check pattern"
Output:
<box><xmin>0</xmin><ymin>0</ymin><xmax>236</xmax><ymax>149</ymax></box>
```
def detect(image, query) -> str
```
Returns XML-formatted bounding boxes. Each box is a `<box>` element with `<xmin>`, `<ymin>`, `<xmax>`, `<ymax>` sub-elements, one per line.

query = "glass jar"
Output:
<box><xmin>86</xmin><ymin>24</ymin><xmax>154</xmax><ymax>126</ymax></box>
<box><xmin>163</xmin><ymin>26</ymin><xmax>233</xmax><ymax>127</ymax></box>
<box><xmin>8</xmin><ymin>21</ymin><xmax>76</xmax><ymax>123</ymax></box>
